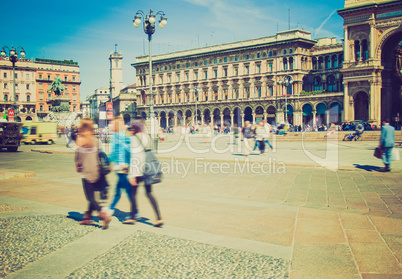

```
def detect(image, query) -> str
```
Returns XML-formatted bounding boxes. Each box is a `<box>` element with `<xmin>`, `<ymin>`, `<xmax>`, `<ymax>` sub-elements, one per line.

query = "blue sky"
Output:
<box><xmin>1</xmin><ymin>0</ymin><xmax>344</xmax><ymax>101</ymax></box>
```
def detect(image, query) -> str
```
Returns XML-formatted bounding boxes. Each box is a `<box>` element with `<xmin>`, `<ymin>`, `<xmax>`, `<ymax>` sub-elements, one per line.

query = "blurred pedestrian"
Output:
<box><xmin>379</xmin><ymin>119</ymin><xmax>395</xmax><ymax>172</ymax></box>
<box><xmin>75</xmin><ymin>118</ymin><xmax>111</xmax><ymax>229</ymax></box>
<box><xmin>126</xmin><ymin>120</ymin><xmax>163</xmax><ymax>227</ymax></box>
<box><xmin>107</xmin><ymin>117</ymin><xmax>138</xmax><ymax>221</ymax></box>
<box><xmin>255</xmin><ymin>121</ymin><xmax>266</xmax><ymax>154</ymax></box>
<box><xmin>242</xmin><ymin>121</ymin><xmax>254</xmax><ymax>156</ymax></box>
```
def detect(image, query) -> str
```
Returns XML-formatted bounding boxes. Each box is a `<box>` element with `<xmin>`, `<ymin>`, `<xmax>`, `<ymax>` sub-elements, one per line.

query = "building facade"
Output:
<box><xmin>133</xmin><ymin>29</ymin><xmax>344</xmax><ymax>128</ymax></box>
<box><xmin>87</xmin><ymin>87</ymin><xmax>110</xmax><ymax>121</ymax></box>
<box><xmin>0</xmin><ymin>57</ymin><xmax>81</xmax><ymax>122</ymax></box>
<box><xmin>109</xmin><ymin>50</ymin><xmax>124</xmax><ymax>99</ymax></box>
<box><xmin>132</xmin><ymin>0</ymin><xmax>402</xmax><ymax>128</ymax></box>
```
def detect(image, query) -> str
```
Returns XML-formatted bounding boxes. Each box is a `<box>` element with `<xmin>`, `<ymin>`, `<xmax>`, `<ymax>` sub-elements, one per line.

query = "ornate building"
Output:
<box><xmin>132</xmin><ymin>0</ymin><xmax>402</xmax><ymax>128</ymax></box>
<box><xmin>133</xmin><ymin>29</ymin><xmax>344</xmax><ymax>128</ymax></box>
<box><xmin>338</xmin><ymin>0</ymin><xmax>402</xmax><ymax>126</ymax></box>
<box><xmin>0</xmin><ymin>57</ymin><xmax>81</xmax><ymax>122</ymax></box>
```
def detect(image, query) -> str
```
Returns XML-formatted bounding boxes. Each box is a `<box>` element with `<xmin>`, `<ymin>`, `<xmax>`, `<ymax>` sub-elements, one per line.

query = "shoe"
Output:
<box><xmin>79</xmin><ymin>211</ymin><xmax>93</xmax><ymax>225</ymax></box>
<box><xmin>134</xmin><ymin>213</ymin><xmax>141</xmax><ymax>221</ymax></box>
<box><xmin>98</xmin><ymin>211</ymin><xmax>112</xmax><ymax>229</ymax></box>
<box><xmin>154</xmin><ymin>220</ymin><xmax>164</xmax><ymax>227</ymax></box>
<box><xmin>123</xmin><ymin>219</ymin><xmax>135</xmax><ymax>225</ymax></box>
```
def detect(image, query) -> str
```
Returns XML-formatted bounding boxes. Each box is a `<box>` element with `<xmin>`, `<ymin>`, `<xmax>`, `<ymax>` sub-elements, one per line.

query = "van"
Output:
<box><xmin>21</xmin><ymin>122</ymin><xmax>57</xmax><ymax>145</ymax></box>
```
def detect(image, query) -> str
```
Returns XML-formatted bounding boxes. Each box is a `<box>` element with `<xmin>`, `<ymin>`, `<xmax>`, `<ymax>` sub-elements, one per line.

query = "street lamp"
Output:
<box><xmin>1</xmin><ymin>45</ymin><xmax>26</xmax><ymax>122</ymax></box>
<box><xmin>133</xmin><ymin>9</ymin><xmax>167</xmax><ymax>150</ymax></box>
<box><xmin>277</xmin><ymin>75</ymin><xmax>292</xmax><ymax>123</ymax></box>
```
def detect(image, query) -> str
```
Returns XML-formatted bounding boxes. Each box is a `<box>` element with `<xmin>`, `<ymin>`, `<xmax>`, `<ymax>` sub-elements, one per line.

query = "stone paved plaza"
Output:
<box><xmin>0</xmin><ymin>134</ymin><xmax>401</xmax><ymax>278</ymax></box>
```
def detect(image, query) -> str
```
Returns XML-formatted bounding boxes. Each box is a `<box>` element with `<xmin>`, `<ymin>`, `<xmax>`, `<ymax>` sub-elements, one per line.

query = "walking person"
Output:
<box><xmin>107</xmin><ymin>117</ymin><xmax>138</xmax><ymax>221</ymax></box>
<box><xmin>126</xmin><ymin>120</ymin><xmax>163</xmax><ymax>227</ymax></box>
<box><xmin>242</xmin><ymin>121</ymin><xmax>254</xmax><ymax>156</ymax></box>
<box><xmin>263</xmin><ymin>120</ymin><xmax>273</xmax><ymax>150</ymax></box>
<box><xmin>232</xmin><ymin>123</ymin><xmax>239</xmax><ymax>145</ymax></box>
<box><xmin>255</xmin><ymin>121</ymin><xmax>266</xmax><ymax>154</ymax></box>
<box><xmin>379</xmin><ymin>119</ymin><xmax>395</xmax><ymax>172</ymax></box>
<box><xmin>75</xmin><ymin>118</ymin><xmax>111</xmax><ymax>229</ymax></box>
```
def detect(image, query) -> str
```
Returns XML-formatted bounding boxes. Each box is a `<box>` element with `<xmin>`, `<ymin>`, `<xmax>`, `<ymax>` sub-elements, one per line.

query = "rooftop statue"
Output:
<box><xmin>48</xmin><ymin>76</ymin><xmax>64</xmax><ymax>97</ymax></box>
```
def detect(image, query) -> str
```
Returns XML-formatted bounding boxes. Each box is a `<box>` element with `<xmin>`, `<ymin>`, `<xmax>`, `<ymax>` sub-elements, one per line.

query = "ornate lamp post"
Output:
<box><xmin>277</xmin><ymin>75</ymin><xmax>292</xmax><ymax>123</ymax></box>
<box><xmin>1</xmin><ymin>46</ymin><xmax>26</xmax><ymax>121</ymax></box>
<box><xmin>133</xmin><ymin>9</ymin><xmax>167</xmax><ymax>150</ymax></box>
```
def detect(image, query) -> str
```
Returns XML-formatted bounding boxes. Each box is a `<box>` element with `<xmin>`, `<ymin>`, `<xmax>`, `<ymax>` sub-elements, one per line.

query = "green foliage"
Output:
<box><xmin>300</xmin><ymin>90</ymin><xmax>326</xmax><ymax>95</ymax></box>
<box><xmin>51</xmin><ymin>104</ymin><xmax>70</xmax><ymax>112</ymax></box>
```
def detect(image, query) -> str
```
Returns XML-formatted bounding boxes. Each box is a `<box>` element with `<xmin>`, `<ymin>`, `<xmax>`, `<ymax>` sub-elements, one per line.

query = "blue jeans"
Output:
<box><xmin>382</xmin><ymin>147</ymin><xmax>393</xmax><ymax>168</ymax></box>
<box><xmin>265</xmin><ymin>139</ymin><xmax>273</xmax><ymax>149</ymax></box>
<box><xmin>110</xmin><ymin>173</ymin><xmax>131</xmax><ymax>210</ymax></box>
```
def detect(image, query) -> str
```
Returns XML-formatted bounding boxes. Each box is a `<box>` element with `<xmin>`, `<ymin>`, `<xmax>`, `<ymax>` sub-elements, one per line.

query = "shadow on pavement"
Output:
<box><xmin>353</xmin><ymin>164</ymin><xmax>383</xmax><ymax>172</ymax></box>
<box><xmin>67</xmin><ymin>211</ymin><xmax>102</xmax><ymax>228</ymax></box>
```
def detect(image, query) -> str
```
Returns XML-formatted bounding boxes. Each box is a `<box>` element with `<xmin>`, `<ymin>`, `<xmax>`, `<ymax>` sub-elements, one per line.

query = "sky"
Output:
<box><xmin>1</xmin><ymin>0</ymin><xmax>344</xmax><ymax>101</ymax></box>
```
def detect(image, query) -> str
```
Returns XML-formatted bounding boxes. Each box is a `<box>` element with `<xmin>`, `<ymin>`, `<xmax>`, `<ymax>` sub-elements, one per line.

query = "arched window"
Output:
<box><xmin>327</xmin><ymin>75</ymin><xmax>337</xmax><ymax>92</ymax></box>
<box><xmin>289</xmin><ymin>57</ymin><xmax>294</xmax><ymax>70</ymax></box>
<box><xmin>283</xmin><ymin>58</ymin><xmax>288</xmax><ymax>71</ymax></box>
<box><xmin>314</xmin><ymin>77</ymin><xmax>322</xmax><ymax>91</ymax></box>
<box><xmin>4</xmin><ymin>94</ymin><xmax>8</xmax><ymax>101</ymax></box>
<box><xmin>339</xmin><ymin>54</ymin><xmax>344</xmax><ymax>67</ymax></box>
<box><xmin>362</xmin><ymin>39</ymin><xmax>368</xmax><ymax>61</ymax></box>
<box><xmin>332</xmin><ymin>55</ymin><xmax>338</xmax><ymax>68</ymax></box>
<box><xmin>325</xmin><ymin>56</ymin><xmax>331</xmax><ymax>69</ymax></box>
<box><xmin>27</xmin><ymin>95</ymin><xmax>30</xmax><ymax>102</ymax></box>
<box><xmin>354</xmin><ymin>40</ymin><xmax>361</xmax><ymax>61</ymax></box>
<box><xmin>318</xmin><ymin>57</ymin><xmax>324</xmax><ymax>69</ymax></box>
<box><xmin>269</xmin><ymin>51</ymin><xmax>272</xmax><ymax>57</ymax></box>
<box><xmin>312</xmin><ymin>57</ymin><xmax>317</xmax><ymax>70</ymax></box>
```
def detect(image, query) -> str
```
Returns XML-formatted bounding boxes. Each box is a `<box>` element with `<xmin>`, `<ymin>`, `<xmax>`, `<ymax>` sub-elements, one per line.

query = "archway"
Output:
<box><xmin>141</xmin><ymin>112</ymin><xmax>147</xmax><ymax>119</ymax></box>
<box><xmin>329</xmin><ymin>102</ymin><xmax>342</xmax><ymax>124</ymax></box>
<box><xmin>354</xmin><ymin>91</ymin><xmax>369</xmax><ymax>122</ymax></box>
<box><xmin>168</xmin><ymin>111</ymin><xmax>175</xmax><ymax>127</ymax></box>
<box><xmin>203</xmin><ymin>109</ymin><xmax>211</xmax><ymax>124</ymax></box>
<box><xmin>266</xmin><ymin>106</ymin><xmax>276</xmax><ymax>125</ymax></box>
<box><xmin>286</xmin><ymin>104</ymin><xmax>294</xmax><ymax>125</ymax></box>
<box><xmin>316</xmin><ymin>103</ymin><xmax>327</xmax><ymax>126</ymax></box>
<box><xmin>302</xmin><ymin>104</ymin><xmax>313</xmax><ymax>126</ymax></box>
<box><xmin>233</xmin><ymin>107</ymin><xmax>241</xmax><ymax>127</ymax></box>
<box><xmin>381</xmin><ymin>30</ymin><xmax>402</xmax><ymax>125</ymax></box>
<box><xmin>255</xmin><ymin>106</ymin><xmax>264</xmax><ymax>123</ymax></box>
<box><xmin>185</xmin><ymin>110</ymin><xmax>192</xmax><ymax>124</ymax></box>
<box><xmin>177</xmin><ymin>110</ymin><xmax>184</xmax><ymax>126</ymax></box>
<box><xmin>160</xmin><ymin>111</ymin><xmax>167</xmax><ymax>129</ymax></box>
<box><xmin>244</xmin><ymin>107</ymin><xmax>253</xmax><ymax>123</ymax></box>
<box><xmin>213</xmin><ymin>108</ymin><xmax>221</xmax><ymax>126</ymax></box>
<box><xmin>223</xmin><ymin>108</ymin><xmax>231</xmax><ymax>126</ymax></box>
<box><xmin>25</xmin><ymin>116</ymin><xmax>33</xmax><ymax>121</ymax></box>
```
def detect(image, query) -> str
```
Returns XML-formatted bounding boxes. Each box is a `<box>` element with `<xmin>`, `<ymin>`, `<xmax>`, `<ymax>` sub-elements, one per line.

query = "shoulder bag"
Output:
<box><xmin>136</xmin><ymin>135</ymin><xmax>163</xmax><ymax>185</ymax></box>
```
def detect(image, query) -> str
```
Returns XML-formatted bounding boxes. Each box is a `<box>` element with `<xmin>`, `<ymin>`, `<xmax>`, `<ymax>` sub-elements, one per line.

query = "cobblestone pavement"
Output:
<box><xmin>0</xmin><ymin>135</ymin><xmax>401</xmax><ymax>278</ymax></box>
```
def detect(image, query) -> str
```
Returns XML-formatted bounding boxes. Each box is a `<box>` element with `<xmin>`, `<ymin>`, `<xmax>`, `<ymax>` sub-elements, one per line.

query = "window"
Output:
<box><xmin>169</xmin><ymin>75</ymin><xmax>172</xmax><ymax>83</ymax></box>
<box><xmin>224</xmin><ymin>57</ymin><xmax>227</xmax><ymax>63</ymax></box>
<box><xmin>26</xmin><ymin>84</ymin><xmax>29</xmax><ymax>90</ymax></box>
<box><xmin>269</xmin><ymin>86</ymin><xmax>273</xmax><ymax>96</ymax></box>
<box><xmin>39</xmin><ymin>84</ymin><xmax>43</xmax><ymax>89</ymax></box>
<box><xmin>234</xmin><ymin>67</ymin><xmax>238</xmax><ymax>76</ymax></box>
<box><xmin>332</xmin><ymin>55</ymin><xmax>338</xmax><ymax>68</ymax></box>
<box><xmin>26</xmin><ymin>74</ymin><xmax>29</xmax><ymax>80</ymax></box>
<box><xmin>256</xmin><ymin>64</ymin><xmax>261</xmax><ymax>73</ymax></box>
<box><xmin>73</xmin><ymin>86</ymin><xmax>76</xmax><ymax>91</ymax></box>
<box><xmin>235</xmin><ymin>56</ymin><xmax>238</xmax><ymax>61</ymax></box>
<box><xmin>177</xmin><ymin>64</ymin><xmax>180</xmax><ymax>69</ymax></box>
<box><xmin>4</xmin><ymin>83</ymin><xmax>7</xmax><ymax>89</ymax></box>
<box><xmin>289</xmin><ymin>57</ymin><xmax>293</xmax><ymax>70</ymax></box>
<box><xmin>195</xmin><ymin>72</ymin><xmax>198</xmax><ymax>80</ymax></box>
<box><xmin>186</xmin><ymin>63</ymin><xmax>189</xmax><ymax>68</ymax></box>
<box><xmin>186</xmin><ymin>73</ymin><xmax>189</xmax><ymax>81</ymax></box>
<box><xmin>39</xmin><ymin>93</ymin><xmax>43</xmax><ymax>100</ymax></box>
<box><xmin>283</xmin><ymin>50</ymin><xmax>287</xmax><ymax>55</ymax></box>
<box><xmin>289</xmin><ymin>49</ymin><xmax>293</xmax><ymax>54</ymax></box>
<box><xmin>204</xmin><ymin>71</ymin><xmax>208</xmax><ymax>79</ymax></box>
<box><xmin>195</xmin><ymin>62</ymin><xmax>198</xmax><ymax>67</ymax></box>
<box><xmin>73</xmin><ymin>94</ymin><xmax>77</xmax><ymax>101</ymax></box>
<box><xmin>354</xmin><ymin>40</ymin><xmax>360</xmax><ymax>61</ymax></box>
<box><xmin>3</xmin><ymin>73</ymin><xmax>6</xmax><ymax>78</ymax></box>
<box><xmin>245</xmin><ymin>66</ymin><xmax>249</xmax><ymax>75</ymax></box>
<box><xmin>214</xmin><ymin>59</ymin><xmax>217</xmax><ymax>64</ymax></box>
<box><xmin>40</xmin><ymin>105</ymin><xmax>43</xmax><ymax>112</ymax></box>
<box><xmin>257</xmin><ymin>53</ymin><xmax>260</xmax><ymax>58</ymax></box>
<box><xmin>177</xmin><ymin>73</ymin><xmax>180</xmax><ymax>82</ymax></box>
<box><xmin>47</xmin><ymin>75</ymin><xmax>51</xmax><ymax>80</ymax></box>
<box><xmin>48</xmin><ymin>93</ymin><xmax>52</xmax><ymax>99</ymax></box>
<box><xmin>257</xmin><ymin>87</ymin><xmax>262</xmax><ymax>97</ymax></box>
<box><xmin>269</xmin><ymin>51</ymin><xmax>272</xmax><ymax>57</ymax></box>
<box><xmin>224</xmin><ymin>68</ymin><xmax>228</xmax><ymax>77</ymax></box>
<box><xmin>327</xmin><ymin>75</ymin><xmax>337</xmax><ymax>92</ymax></box>
<box><xmin>325</xmin><ymin>56</ymin><xmax>331</xmax><ymax>69</ymax></box>
<box><xmin>269</xmin><ymin>63</ymin><xmax>273</xmax><ymax>72</ymax></box>
<box><xmin>169</xmin><ymin>66</ymin><xmax>172</xmax><ymax>70</ymax></box>
<box><xmin>115</xmin><ymin>61</ymin><xmax>118</xmax><ymax>67</ymax></box>
<box><xmin>246</xmin><ymin>55</ymin><xmax>249</xmax><ymax>60</ymax></box>
<box><xmin>27</xmin><ymin>95</ymin><xmax>30</xmax><ymax>102</ymax></box>
<box><xmin>65</xmin><ymin>76</ymin><xmax>68</xmax><ymax>81</ymax></box>
<box><xmin>362</xmin><ymin>40</ymin><xmax>368</xmax><ymax>61</ymax></box>
<box><xmin>283</xmin><ymin>58</ymin><xmax>288</xmax><ymax>71</ymax></box>
<box><xmin>15</xmin><ymin>73</ymin><xmax>18</xmax><ymax>79</ymax></box>
<box><xmin>204</xmin><ymin>60</ymin><xmax>208</xmax><ymax>66</ymax></box>
<box><xmin>214</xmin><ymin>69</ymin><xmax>218</xmax><ymax>78</ymax></box>
<box><xmin>314</xmin><ymin>77</ymin><xmax>322</xmax><ymax>91</ymax></box>
<box><xmin>4</xmin><ymin>95</ymin><xmax>8</xmax><ymax>101</ymax></box>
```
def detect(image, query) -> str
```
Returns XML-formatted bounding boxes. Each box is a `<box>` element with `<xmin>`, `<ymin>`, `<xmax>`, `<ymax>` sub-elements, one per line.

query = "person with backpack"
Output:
<box><xmin>126</xmin><ymin>120</ymin><xmax>163</xmax><ymax>227</ymax></box>
<box><xmin>75</xmin><ymin>118</ymin><xmax>111</xmax><ymax>229</ymax></box>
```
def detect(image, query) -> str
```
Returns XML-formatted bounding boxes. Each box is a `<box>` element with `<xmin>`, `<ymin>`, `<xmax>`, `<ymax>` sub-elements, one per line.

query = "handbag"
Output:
<box><xmin>98</xmin><ymin>149</ymin><xmax>111</xmax><ymax>176</ymax></box>
<box><xmin>391</xmin><ymin>148</ymin><xmax>400</xmax><ymax>161</ymax></box>
<box><xmin>374</xmin><ymin>147</ymin><xmax>383</xmax><ymax>159</ymax></box>
<box><xmin>136</xmin><ymin>135</ymin><xmax>163</xmax><ymax>185</ymax></box>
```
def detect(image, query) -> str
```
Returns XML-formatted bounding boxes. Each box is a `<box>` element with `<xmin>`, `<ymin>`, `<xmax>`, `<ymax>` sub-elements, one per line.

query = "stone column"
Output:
<box><xmin>241</xmin><ymin>113</ymin><xmax>245</xmax><ymax>127</ymax></box>
<box><xmin>313</xmin><ymin>110</ymin><xmax>317</xmax><ymax>127</ymax></box>
<box><xmin>174</xmin><ymin>116</ymin><xmax>178</xmax><ymax>126</ymax></box>
<box><xmin>344</xmin><ymin>26</ymin><xmax>349</xmax><ymax>62</ymax></box>
<box><xmin>220</xmin><ymin>114</ymin><xmax>224</xmax><ymax>126</ymax></box>
<box><xmin>230</xmin><ymin>113</ymin><xmax>234</xmax><ymax>126</ymax></box>
<box><xmin>252</xmin><ymin>113</ymin><xmax>256</xmax><ymax>124</ymax></box>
